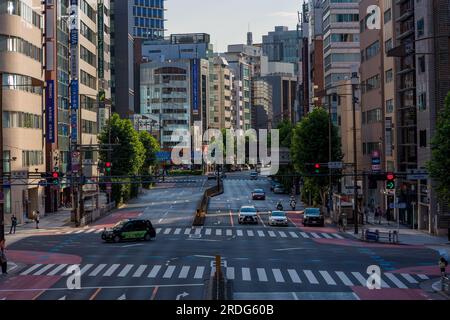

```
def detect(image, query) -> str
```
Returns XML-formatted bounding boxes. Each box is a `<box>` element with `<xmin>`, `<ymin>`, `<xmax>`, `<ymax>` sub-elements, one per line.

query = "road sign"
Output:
<box><xmin>11</xmin><ymin>171</ymin><xmax>28</xmax><ymax>180</ymax></box>
<box><xmin>328</xmin><ymin>162</ymin><xmax>343</xmax><ymax>169</ymax></box>
<box><xmin>407</xmin><ymin>169</ymin><xmax>429</xmax><ymax>180</ymax></box>
<box><xmin>156</xmin><ymin>151</ymin><xmax>171</xmax><ymax>162</ymax></box>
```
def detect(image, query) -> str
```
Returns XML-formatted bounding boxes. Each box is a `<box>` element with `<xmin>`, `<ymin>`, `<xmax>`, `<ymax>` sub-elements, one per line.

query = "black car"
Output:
<box><xmin>102</xmin><ymin>219</ymin><xmax>156</xmax><ymax>243</ymax></box>
<box><xmin>303</xmin><ymin>208</ymin><xmax>325</xmax><ymax>227</ymax></box>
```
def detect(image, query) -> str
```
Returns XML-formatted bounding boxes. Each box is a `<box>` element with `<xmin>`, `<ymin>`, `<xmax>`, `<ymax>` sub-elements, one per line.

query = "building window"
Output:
<box><xmin>384</xmin><ymin>38</ymin><xmax>393</xmax><ymax>52</ymax></box>
<box><xmin>418</xmin><ymin>92</ymin><xmax>427</xmax><ymax>111</ymax></box>
<box><xmin>418</xmin><ymin>56</ymin><xmax>426</xmax><ymax>73</ymax></box>
<box><xmin>80</xmin><ymin>70</ymin><xmax>97</xmax><ymax>90</ymax></box>
<box><xmin>365</xmin><ymin>40</ymin><xmax>380</xmax><ymax>60</ymax></box>
<box><xmin>22</xmin><ymin>150</ymin><xmax>43</xmax><ymax>167</ymax></box>
<box><xmin>386</xmin><ymin>99</ymin><xmax>394</xmax><ymax>114</ymax></box>
<box><xmin>2</xmin><ymin>111</ymin><xmax>42</xmax><ymax>129</ymax></box>
<box><xmin>0</xmin><ymin>35</ymin><xmax>42</xmax><ymax>62</ymax></box>
<box><xmin>419</xmin><ymin>130</ymin><xmax>427</xmax><ymax>148</ymax></box>
<box><xmin>80</xmin><ymin>45</ymin><xmax>96</xmax><ymax>67</ymax></box>
<box><xmin>384</xmin><ymin>9</ymin><xmax>392</xmax><ymax>24</ymax></box>
<box><xmin>0</xmin><ymin>0</ymin><xmax>43</xmax><ymax>29</ymax></box>
<box><xmin>366</xmin><ymin>108</ymin><xmax>382</xmax><ymax>124</ymax></box>
<box><xmin>417</xmin><ymin>19</ymin><xmax>425</xmax><ymax>37</ymax></box>
<box><xmin>1</xmin><ymin>73</ymin><xmax>42</xmax><ymax>94</ymax></box>
<box><xmin>385</xmin><ymin>69</ymin><xmax>393</xmax><ymax>83</ymax></box>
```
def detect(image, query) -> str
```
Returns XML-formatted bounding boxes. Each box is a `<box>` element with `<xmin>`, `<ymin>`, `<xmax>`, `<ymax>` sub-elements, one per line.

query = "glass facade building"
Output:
<box><xmin>132</xmin><ymin>0</ymin><xmax>165</xmax><ymax>39</ymax></box>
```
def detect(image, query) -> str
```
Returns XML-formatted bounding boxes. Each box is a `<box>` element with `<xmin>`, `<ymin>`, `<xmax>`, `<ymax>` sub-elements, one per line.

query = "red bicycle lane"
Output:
<box><xmin>0</xmin><ymin>250</ymin><xmax>82</xmax><ymax>300</ymax></box>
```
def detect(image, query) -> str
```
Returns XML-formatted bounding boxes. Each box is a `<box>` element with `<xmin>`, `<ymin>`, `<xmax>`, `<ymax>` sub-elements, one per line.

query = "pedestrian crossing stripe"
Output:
<box><xmin>19</xmin><ymin>262</ymin><xmax>434</xmax><ymax>288</ymax></box>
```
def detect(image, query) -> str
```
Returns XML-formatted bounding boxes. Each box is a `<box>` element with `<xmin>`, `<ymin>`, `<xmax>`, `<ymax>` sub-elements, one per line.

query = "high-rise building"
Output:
<box><xmin>110</xmin><ymin>0</ymin><xmax>165</xmax><ymax>119</ymax></box>
<box><xmin>252</xmin><ymin>78</ymin><xmax>273</xmax><ymax>130</ymax></box>
<box><xmin>211</xmin><ymin>56</ymin><xmax>233</xmax><ymax>130</ymax></box>
<box><xmin>1</xmin><ymin>0</ymin><xmax>46</xmax><ymax>223</ymax></box>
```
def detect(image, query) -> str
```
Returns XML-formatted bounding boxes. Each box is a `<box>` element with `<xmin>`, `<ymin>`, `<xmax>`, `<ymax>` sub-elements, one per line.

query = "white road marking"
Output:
<box><xmin>178</xmin><ymin>266</ymin><xmax>190</xmax><ymax>279</ymax></box>
<box><xmin>89</xmin><ymin>264</ymin><xmax>107</xmax><ymax>277</ymax></box>
<box><xmin>257</xmin><ymin>230</ymin><xmax>265</xmax><ymax>237</ymax></box>
<box><xmin>79</xmin><ymin>264</ymin><xmax>94</xmax><ymax>276</ymax></box>
<box><xmin>247</xmin><ymin>230</ymin><xmax>254</xmax><ymax>237</ymax></box>
<box><xmin>417</xmin><ymin>274</ymin><xmax>429</xmax><ymax>280</ymax></box>
<box><xmin>311</xmin><ymin>233</ymin><xmax>320</xmax><ymax>239</ymax></box>
<box><xmin>237</xmin><ymin>230</ymin><xmax>243</xmax><ymax>236</ymax></box>
<box><xmin>226</xmin><ymin>267</ymin><xmax>235</xmax><ymax>280</ymax></box>
<box><xmin>205</xmin><ymin>228</ymin><xmax>212</xmax><ymax>235</ymax></box>
<box><xmin>242</xmin><ymin>268</ymin><xmax>251</xmax><ymax>281</ymax></box>
<box><xmin>174</xmin><ymin>228</ymin><xmax>181</xmax><ymax>235</ymax></box>
<box><xmin>184</xmin><ymin>228</ymin><xmax>191</xmax><ymax>235</ymax></box>
<box><xmin>194</xmin><ymin>228</ymin><xmax>201</xmax><ymax>235</ymax></box>
<box><xmin>194</xmin><ymin>266</ymin><xmax>205</xmax><ymax>279</ymax></box>
<box><xmin>303</xmin><ymin>270</ymin><xmax>319</xmax><ymax>284</ymax></box>
<box><xmin>85</xmin><ymin>229</ymin><xmax>96</xmax><ymax>234</ymax></box>
<box><xmin>148</xmin><ymin>265</ymin><xmax>162</xmax><ymax>278</ymax></box>
<box><xmin>75</xmin><ymin>230</ymin><xmax>85</xmax><ymax>234</ymax></box>
<box><xmin>321</xmin><ymin>233</ymin><xmax>333</xmax><ymax>239</ymax></box>
<box><xmin>385</xmin><ymin>273</ymin><xmax>407</xmax><ymax>289</ymax></box>
<box><xmin>48</xmin><ymin>264</ymin><xmax>68</xmax><ymax>276</ymax></box>
<box><xmin>335</xmin><ymin>271</ymin><xmax>354</xmax><ymax>286</ymax></box>
<box><xmin>401</xmin><ymin>273</ymin><xmax>418</xmax><ymax>284</ymax></box>
<box><xmin>118</xmin><ymin>264</ymin><xmax>134</xmax><ymax>277</ymax></box>
<box><xmin>287</xmin><ymin>269</ymin><xmax>302</xmax><ymax>283</ymax></box>
<box><xmin>216</xmin><ymin>229</ymin><xmax>222</xmax><ymax>236</ymax></box>
<box><xmin>132</xmin><ymin>265</ymin><xmax>148</xmax><ymax>278</ymax></box>
<box><xmin>319</xmin><ymin>271</ymin><xmax>337</xmax><ymax>285</ymax></box>
<box><xmin>289</xmin><ymin>232</ymin><xmax>299</xmax><ymax>238</ymax></box>
<box><xmin>163</xmin><ymin>266</ymin><xmax>176</xmax><ymax>278</ymax></box>
<box><xmin>268</xmin><ymin>231</ymin><xmax>276</xmax><ymax>237</ymax></box>
<box><xmin>352</xmin><ymin>272</ymin><xmax>367</xmax><ymax>286</ymax></box>
<box><xmin>21</xmin><ymin>264</ymin><xmax>43</xmax><ymax>275</ymax></box>
<box><xmin>164</xmin><ymin>228</ymin><xmax>172</xmax><ymax>235</ymax></box>
<box><xmin>226</xmin><ymin>229</ymin><xmax>232</xmax><ymax>236</ymax></box>
<box><xmin>278</xmin><ymin>231</ymin><xmax>287</xmax><ymax>238</ymax></box>
<box><xmin>256</xmin><ymin>268</ymin><xmax>268</xmax><ymax>282</ymax></box>
<box><xmin>103</xmin><ymin>264</ymin><xmax>120</xmax><ymax>277</ymax></box>
<box><xmin>94</xmin><ymin>229</ymin><xmax>103</xmax><ymax>234</ymax></box>
<box><xmin>272</xmin><ymin>269</ymin><xmax>285</xmax><ymax>283</ymax></box>
<box><xmin>33</xmin><ymin>264</ymin><xmax>55</xmax><ymax>276</ymax></box>
<box><xmin>156</xmin><ymin>228</ymin><xmax>162</xmax><ymax>234</ymax></box>
<box><xmin>300</xmin><ymin>232</ymin><xmax>310</xmax><ymax>238</ymax></box>
<box><xmin>331</xmin><ymin>233</ymin><xmax>344</xmax><ymax>239</ymax></box>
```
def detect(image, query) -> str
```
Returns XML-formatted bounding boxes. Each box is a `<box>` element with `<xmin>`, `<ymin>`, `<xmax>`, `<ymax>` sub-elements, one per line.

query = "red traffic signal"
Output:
<box><xmin>315</xmin><ymin>163</ymin><xmax>321</xmax><ymax>169</ymax></box>
<box><xmin>386</xmin><ymin>172</ymin><xmax>395</xmax><ymax>181</ymax></box>
<box><xmin>52</xmin><ymin>172</ymin><xmax>59</xmax><ymax>179</ymax></box>
<box><xmin>105</xmin><ymin>162</ymin><xmax>112</xmax><ymax>168</ymax></box>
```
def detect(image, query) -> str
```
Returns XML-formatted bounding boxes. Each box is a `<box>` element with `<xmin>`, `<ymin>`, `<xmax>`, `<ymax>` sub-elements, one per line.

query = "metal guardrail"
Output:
<box><xmin>361</xmin><ymin>229</ymin><xmax>399</xmax><ymax>244</ymax></box>
<box><xmin>193</xmin><ymin>180</ymin><xmax>224</xmax><ymax>226</ymax></box>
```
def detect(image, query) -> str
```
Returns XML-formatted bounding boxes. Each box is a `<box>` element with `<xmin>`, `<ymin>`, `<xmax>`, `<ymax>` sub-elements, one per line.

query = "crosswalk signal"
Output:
<box><xmin>105</xmin><ymin>162</ymin><xmax>112</xmax><ymax>174</ymax></box>
<box><xmin>386</xmin><ymin>172</ymin><xmax>396</xmax><ymax>190</ymax></box>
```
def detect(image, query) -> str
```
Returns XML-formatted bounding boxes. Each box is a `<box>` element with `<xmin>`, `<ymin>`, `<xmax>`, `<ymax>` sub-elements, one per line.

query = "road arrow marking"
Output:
<box><xmin>176</xmin><ymin>292</ymin><xmax>189</xmax><ymax>300</ymax></box>
<box><xmin>121</xmin><ymin>244</ymin><xmax>144</xmax><ymax>248</ymax></box>
<box><xmin>118</xmin><ymin>294</ymin><xmax>126</xmax><ymax>300</ymax></box>
<box><xmin>58</xmin><ymin>296</ymin><xmax>66</xmax><ymax>300</ymax></box>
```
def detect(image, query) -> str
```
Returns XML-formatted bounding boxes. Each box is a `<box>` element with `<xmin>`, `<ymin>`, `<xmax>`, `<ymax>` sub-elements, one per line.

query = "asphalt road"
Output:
<box><xmin>0</xmin><ymin>173</ymin><xmax>443</xmax><ymax>300</ymax></box>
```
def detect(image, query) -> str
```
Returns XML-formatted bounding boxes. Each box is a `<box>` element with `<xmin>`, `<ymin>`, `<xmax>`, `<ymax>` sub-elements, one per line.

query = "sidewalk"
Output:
<box><xmin>5</xmin><ymin>208</ymin><xmax>74</xmax><ymax>234</ymax></box>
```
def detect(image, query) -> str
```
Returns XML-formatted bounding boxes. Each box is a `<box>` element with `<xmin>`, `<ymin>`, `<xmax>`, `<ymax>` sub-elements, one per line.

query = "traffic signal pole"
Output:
<box><xmin>0</xmin><ymin>73</ymin><xmax>4</xmax><ymax>243</ymax></box>
<box><xmin>352</xmin><ymin>81</ymin><xmax>359</xmax><ymax>235</ymax></box>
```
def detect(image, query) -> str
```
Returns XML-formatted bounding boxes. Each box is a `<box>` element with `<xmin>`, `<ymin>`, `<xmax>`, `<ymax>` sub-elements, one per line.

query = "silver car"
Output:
<box><xmin>238</xmin><ymin>206</ymin><xmax>258</xmax><ymax>224</ymax></box>
<box><xmin>268</xmin><ymin>211</ymin><xmax>288</xmax><ymax>226</ymax></box>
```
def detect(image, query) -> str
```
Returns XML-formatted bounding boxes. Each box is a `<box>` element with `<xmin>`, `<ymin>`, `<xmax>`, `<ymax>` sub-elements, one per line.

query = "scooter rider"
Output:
<box><xmin>276</xmin><ymin>201</ymin><xmax>283</xmax><ymax>211</ymax></box>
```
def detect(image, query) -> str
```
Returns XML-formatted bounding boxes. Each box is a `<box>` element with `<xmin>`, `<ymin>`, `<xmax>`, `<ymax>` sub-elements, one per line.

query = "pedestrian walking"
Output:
<box><xmin>386</xmin><ymin>208</ymin><xmax>391</xmax><ymax>226</ymax></box>
<box><xmin>9</xmin><ymin>214</ymin><xmax>17</xmax><ymax>234</ymax></box>
<box><xmin>439</xmin><ymin>257</ymin><xmax>448</xmax><ymax>277</ymax></box>
<box><xmin>0</xmin><ymin>246</ymin><xmax>7</xmax><ymax>275</ymax></box>
<box><xmin>34</xmin><ymin>210</ymin><xmax>40</xmax><ymax>229</ymax></box>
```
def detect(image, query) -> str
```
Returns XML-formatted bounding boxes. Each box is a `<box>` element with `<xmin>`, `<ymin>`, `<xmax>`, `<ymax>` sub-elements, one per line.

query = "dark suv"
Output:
<box><xmin>302</xmin><ymin>208</ymin><xmax>325</xmax><ymax>227</ymax></box>
<box><xmin>102</xmin><ymin>219</ymin><xmax>156</xmax><ymax>243</ymax></box>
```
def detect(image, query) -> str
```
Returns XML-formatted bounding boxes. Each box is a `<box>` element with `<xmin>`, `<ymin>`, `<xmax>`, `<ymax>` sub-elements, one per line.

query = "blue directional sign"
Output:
<box><xmin>156</xmin><ymin>152</ymin><xmax>171</xmax><ymax>162</ymax></box>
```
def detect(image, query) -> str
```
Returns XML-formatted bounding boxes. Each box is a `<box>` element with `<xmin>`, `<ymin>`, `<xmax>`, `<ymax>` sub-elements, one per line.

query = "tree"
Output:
<box><xmin>277</xmin><ymin>120</ymin><xmax>294</xmax><ymax>148</ymax></box>
<box><xmin>428</xmin><ymin>92</ymin><xmax>450</xmax><ymax>203</ymax></box>
<box><xmin>291</xmin><ymin>107</ymin><xmax>343</xmax><ymax>205</ymax></box>
<box><xmin>99</xmin><ymin>114</ymin><xmax>145</xmax><ymax>205</ymax></box>
<box><xmin>139</xmin><ymin>131</ymin><xmax>160</xmax><ymax>188</ymax></box>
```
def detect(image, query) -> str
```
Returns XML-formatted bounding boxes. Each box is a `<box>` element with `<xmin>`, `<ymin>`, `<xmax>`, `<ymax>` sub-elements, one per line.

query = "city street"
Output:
<box><xmin>0</xmin><ymin>173</ymin><xmax>445</xmax><ymax>300</ymax></box>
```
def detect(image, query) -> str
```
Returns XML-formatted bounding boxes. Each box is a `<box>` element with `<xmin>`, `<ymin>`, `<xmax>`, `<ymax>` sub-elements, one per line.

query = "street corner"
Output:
<box><xmin>5</xmin><ymin>250</ymin><xmax>82</xmax><ymax>265</ymax></box>
<box><xmin>351</xmin><ymin>286</ymin><xmax>434</xmax><ymax>300</ymax></box>
<box><xmin>0</xmin><ymin>275</ymin><xmax>61</xmax><ymax>300</ymax></box>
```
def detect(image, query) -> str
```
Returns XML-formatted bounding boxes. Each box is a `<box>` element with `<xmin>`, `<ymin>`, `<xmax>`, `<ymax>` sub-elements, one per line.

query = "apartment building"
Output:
<box><xmin>210</xmin><ymin>56</ymin><xmax>233</xmax><ymax>130</ymax></box>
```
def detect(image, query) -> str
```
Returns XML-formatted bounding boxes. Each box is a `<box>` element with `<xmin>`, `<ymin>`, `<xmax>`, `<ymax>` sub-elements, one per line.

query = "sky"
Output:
<box><xmin>165</xmin><ymin>0</ymin><xmax>301</xmax><ymax>53</ymax></box>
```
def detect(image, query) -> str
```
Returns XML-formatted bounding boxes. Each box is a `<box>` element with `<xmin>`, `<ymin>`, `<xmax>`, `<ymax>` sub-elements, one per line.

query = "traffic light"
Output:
<box><xmin>314</xmin><ymin>163</ymin><xmax>321</xmax><ymax>174</ymax></box>
<box><xmin>51</xmin><ymin>171</ymin><xmax>60</xmax><ymax>186</ymax></box>
<box><xmin>386</xmin><ymin>172</ymin><xmax>396</xmax><ymax>190</ymax></box>
<box><xmin>105</xmin><ymin>162</ymin><xmax>112</xmax><ymax>174</ymax></box>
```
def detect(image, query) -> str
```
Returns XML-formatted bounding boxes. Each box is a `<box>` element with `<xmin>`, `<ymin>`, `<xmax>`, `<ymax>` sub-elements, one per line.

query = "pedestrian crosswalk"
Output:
<box><xmin>53</xmin><ymin>227</ymin><xmax>346</xmax><ymax>240</ymax></box>
<box><xmin>18</xmin><ymin>262</ymin><xmax>432</xmax><ymax>289</ymax></box>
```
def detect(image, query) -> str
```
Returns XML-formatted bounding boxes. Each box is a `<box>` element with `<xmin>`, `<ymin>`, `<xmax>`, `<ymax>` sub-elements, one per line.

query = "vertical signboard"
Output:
<box><xmin>371</xmin><ymin>150</ymin><xmax>381</xmax><ymax>172</ymax></box>
<box><xmin>97</xmin><ymin>1</ymin><xmax>104</xmax><ymax>79</ymax></box>
<box><xmin>191</xmin><ymin>59</ymin><xmax>199</xmax><ymax>115</ymax></box>
<box><xmin>69</xmin><ymin>0</ymin><xmax>79</xmax><ymax>145</ymax></box>
<box><xmin>46</xmin><ymin>80</ymin><xmax>55</xmax><ymax>143</ymax></box>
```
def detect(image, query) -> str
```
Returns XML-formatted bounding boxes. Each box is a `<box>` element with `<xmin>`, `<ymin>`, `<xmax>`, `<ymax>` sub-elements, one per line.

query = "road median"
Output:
<box><xmin>193</xmin><ymin>179</ymin><xmax>224</xmax><ymax>226</ymax></box>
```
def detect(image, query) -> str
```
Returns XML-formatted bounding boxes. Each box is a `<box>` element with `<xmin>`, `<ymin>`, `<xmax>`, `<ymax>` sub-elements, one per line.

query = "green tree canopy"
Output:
<box><xmin>291</xmin><ymin>107</ymin><xmax>343</xmax><ymax>205</ymax></box>
<box><xmin>428</xmin><ymin>92</ymin><xmax>450</xmax><ymax>203</ymax></box>
<box><xmin>139</xmin><ymin>130</ymin><xmax>160</xmax><ymax>175</ymax></box>
<box><xmin>277</xmin><ymin>120</ymin><xmax>294</xmax><ymax>148</ymax></box>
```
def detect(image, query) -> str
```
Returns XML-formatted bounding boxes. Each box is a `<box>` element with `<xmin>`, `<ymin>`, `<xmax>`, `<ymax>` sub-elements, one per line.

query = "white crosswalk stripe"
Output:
<box><xmin>148</xmin><ymin>265</ymin><xmax>162</xmax><ymax>278</ymax></box>
<box><xmin>311</xmin><ymin>233</ymin><xmax>320</xmax><ymax>239</ymax></box>
<box><xmin>132</xmin><ymin>265</ymin><xmax>147</xmax><ymax>278</ymax></box>
<box><xmin>21</xmin><ymin>264</ymin><xmax>43</xmax><ymax>275</ymax></box>
<box><xmin>48</xmin><ymin>264</ymin><xmax>68</xmax><ymax>276</ymax></box>
<box><xmin>163</xmin><ymin>266</ymin><xmax>176</xmax><ymax>278</ymax></box>
<box><xmin>417</xmin><ymin>274</ymin><xmax>429</xmax><ymax>280</ymax></box>
<box><xmin>381</xmin><ymin>277</ymin><xmax>390</xmax><ymax>288</ymax></box>
<box><xmin>287</xmin><ymin>269</ymin><xmax>301</xmax><ymax>283</ymax></box>
<box><xmin>237</xmin><ymin>230</ymin><xmax>243</xmax><ymax>236</ymax></box>
<box><xmin>300</xmin><ymin>232</ymin><xmax>310</xmax><ymax>238</ymax></box>
<box><xmin>34</xmin><ymin>264</ymin><xmax>55</xmax><ymax>276</ymax></box>
<box><xmin>278</xmin><ymin>231</ymin><xmax>287</xmax><ymax>238</ymax></box>
<box><xmin>174</xmin><ymin>228</ymin><xmax>181</xmax><ymax>235</ymax></box>
<box><xmin>118</xmin><ymin>264</ymin><xmax>134</xmax><ymax>277</ymax></box>
<box><xmin>335</xmin><ymin>271</ymin><xmax>354</xmax><ymax>286</ymax></box>
<box><xmin>194</xmin><ymin>228</ymin><xmax>201</xmax><ymax>235</ymax></box>
<box><xmin>164</xmin><ymin>228</ymin><xmax>172</xmax><ymax>235</ymax></box>
<box><xmin>194</xmin><ymin>266</ymin><xmax>205</xmax><ymax>279</ymax></box>
<box><xmin>289</xmin><ymin>232</ymin><xmax>299</xmax><ymax>238</ymax></box>
<box><xmin>205</xmin><ymin>228</ymin><xmax>212</xmax><ymax>235</ymax></box>
<box><xmin>85</xmin><ymin>229</ymin><xmax>96</xmax><ymax>234</ymax></box>
<box><xmin>64</xmin><ymin>230</ymin><xmax>74</xmax><ymax>234</ymax></box>
<box><xmin>247</xmin><ymin>230</ymin><xmax>254</xmax><ymax>237</ymax></box>
<box><xmin>257</xmin><ymin>268</ymin><xmax>268</xmax><ymax>282</ymax></box>
<box><xmin>103</xmin><ymin>264</ymin><xmax>120</xmax><ymax>277</ymax></box>
<box><xmin>321</xmin><ymin>233</ymin><xmax>332</xmax><ymax>239</ymax></box>
<box><xmin>268</xmin><ymin>231</ymin><xmax>276</xmax><ymax>237</ymax></box>
<box><xmin>304</xmin><ymin>270</ymin><xmax>319</xmax><ymax>284</ymax></box>
<box><xmin>184</xmin><ymin>228</ymin><xmax>191</xmax><ymax>235</ymax></box>
<box><xmin>156</xmin><ymin>228</ymin><xmax>162</xmax><ymax>234</ymax></box>
<box><xmin>242</xmin><ymin>268</ymin><xmax>251</xmax><ymax>281</ymax></box>
<box><xmin>89</xmin><ymin>264</ymin><xmax>107</xmax><ymax>277</ymax></box>
<box><xmin>80</xmin><ymin>264</ymin><xmax>94</xmax><ymax>276</ymax></box>
<box><xmin>257</xmin><ymin>230</ymin><xmax>265</xmax><ymax>237</ymax></box>
<box><xmin>216</xmin><ymin>229</ymin><xmax>222</xmax><ymax>236</ymax></box>
<box><xmin>226</xmin><ymin>267</ymin><xmax>235</xmax><ymax>280</ymax></box>
<box><xmin>226</xmin><ymin>229</ymin><xmax>232</xmax><ymax>236</ymax></box>
<box><xmin>319</xmin><ymin>271</ymin><xmax>337</xmax><ymax>285</ymax></box>
<box><xmin>385</xmin><ymin>273</ymin><xmax>407</xmax><ymax>289</ymax></box>
<box><xmin>178</xmin><ymin>266</ymin><xmax>190</xmax><ymax>279</ymax></box>
<box><xmin>332</xmin><ymin>233</ymin><xmax>344</xmax><ymax>239</ymax></box>
<box><xmin>272</xmin><ymin>269</ymin><xmax>285</xmax><ymax>283</ymax></box>
<box><xmin>401</xmin><ymin>273</ymin><xmax>418</xmax><ymax>284</ymax></box>
<box><xmin>75</xmin><ymin>230</ymin><xmax>84</xmax><ymax>234</ymax></box>
<box><xmin>94</xmin><ymin>229</ymin><xmax>103</xmax><ymax>234</ymax></box>
<box><xmin>352</xmin><ymin>272</ymin><xmax>367</xmax><ymax>286</ymax></box>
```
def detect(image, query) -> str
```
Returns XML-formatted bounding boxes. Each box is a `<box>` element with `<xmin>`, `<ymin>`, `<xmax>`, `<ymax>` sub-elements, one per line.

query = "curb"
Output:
<box><xmin>431</xmin><ymin>280</ymin><xmax>450</xmax><ymax>300</ymax></box>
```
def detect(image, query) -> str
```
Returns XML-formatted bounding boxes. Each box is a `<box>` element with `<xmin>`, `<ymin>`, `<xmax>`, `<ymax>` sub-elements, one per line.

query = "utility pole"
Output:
<box><xmin>0</xmin><ymin>72</ymin><xmax>4</xmax><ymax>242</ymax></box>
<box><xmin>328</xmin><ymin>94</ymin><xmax>332</xmax><ymax>217</ymax></box>
<box><xmin>351</xmin><ymin>73</ymin><xmax>359</xmax><ymax>235</ymax></box>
